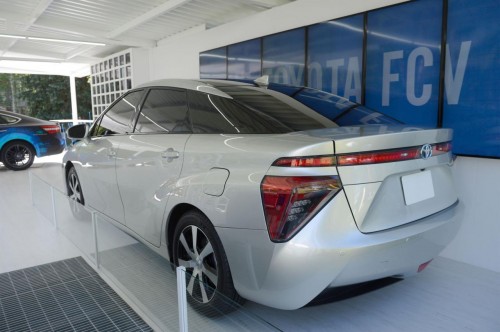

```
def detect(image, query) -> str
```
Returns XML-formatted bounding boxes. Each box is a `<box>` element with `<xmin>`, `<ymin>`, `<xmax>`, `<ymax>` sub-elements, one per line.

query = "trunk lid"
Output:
<box><xmin>306</xmin><ymin>125</ymin><xmax>458</xmax><ymax>233</ymax></box>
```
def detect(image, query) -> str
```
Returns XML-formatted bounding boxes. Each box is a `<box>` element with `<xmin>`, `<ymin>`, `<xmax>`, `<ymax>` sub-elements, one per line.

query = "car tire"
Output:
<box><xmin>1</xmin><ymin>141</ymin><xmax>35</xmax><ymax>171</ymax></box>
<box><xmin>66</xmin><ymin>166</ymin><xmax>87</xmax><ymax>219</ymax></box>
<box><xmin>173</xmin><ymin>210</ymin><xmax>244</xmax><ymax>316</ymax></box>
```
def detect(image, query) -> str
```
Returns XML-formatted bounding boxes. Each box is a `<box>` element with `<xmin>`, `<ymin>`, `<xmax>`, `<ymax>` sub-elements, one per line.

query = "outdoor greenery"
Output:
<box><xmin>0</xmin><ymin>73</ymin><xmax>92</xmax><ymax>120</ymax></box>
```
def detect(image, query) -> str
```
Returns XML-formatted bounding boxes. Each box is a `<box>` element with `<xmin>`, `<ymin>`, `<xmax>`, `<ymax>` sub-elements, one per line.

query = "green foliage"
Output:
<box><xmin>0</xmin><ymin>73</ymin><xmax>92</xmax><ymax>120</ymax></box>
<box><xmin>18</xmin><ymin>75</ymin><xmax>71</xmax><ymax>120</ymax></box>
<box><xmin>76</xmin><ymin>76</ymin><xmax>92</xmax><ymax>120</ymax></box>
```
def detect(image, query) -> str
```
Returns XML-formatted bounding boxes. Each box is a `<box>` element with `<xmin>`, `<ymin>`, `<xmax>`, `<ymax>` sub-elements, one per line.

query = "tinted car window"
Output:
<box><xmin>92</xmin><ymin>90</ymin><xmax>144</xmax><ymax>136</ymax></box>
<box><xmin>268</xmin><ymin>84</ymin><xmax>402</xmax><ymax>126</ymax></box>
<box><xmin>188</xmin><ymin>91</ymin><xmax>293</xmax><ymax>134</ymax></box>
<box><xmin>0</xmin><ymin>114</ymin><xmax>20</xmax><ymax>125</ymax></box>
<box><xmin>193</xmin><ymin>87</ymin><xmax>336</xmax><ymax>134</ymax></box>
<box><xmin>135</xmin><ymin>89</ymin><xmax>190</xmax><ymax>133</ymax></box>
<box><xmin>335</xmin><ymin>106</ymin><xmax>402</xmax><ymax>126</ymax></box>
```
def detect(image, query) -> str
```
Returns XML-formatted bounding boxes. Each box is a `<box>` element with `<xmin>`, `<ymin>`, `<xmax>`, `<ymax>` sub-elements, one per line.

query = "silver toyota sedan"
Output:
<box><xmin>64</xmin><ymin>78</ymin><xmax>462</xmax><ymax>314</ymax></box>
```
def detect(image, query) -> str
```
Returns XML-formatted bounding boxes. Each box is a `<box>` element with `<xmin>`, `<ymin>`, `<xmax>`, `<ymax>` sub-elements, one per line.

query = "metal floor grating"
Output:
<box><xmin>0</xmin><ymin>257</ymin><xmax>153</xmax><ymax>332</ymax></box>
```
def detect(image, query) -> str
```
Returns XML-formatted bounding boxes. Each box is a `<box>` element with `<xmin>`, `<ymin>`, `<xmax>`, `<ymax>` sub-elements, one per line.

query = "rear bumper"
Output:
<box><xmin>37</xmin><ymin>134</ymin><xmax>66</xmax><ymax>157</ymax></box>
<box><xmin>218</xmin><ymin>194</ymin><xmax>462</xmax><ymax>310</ymax></box>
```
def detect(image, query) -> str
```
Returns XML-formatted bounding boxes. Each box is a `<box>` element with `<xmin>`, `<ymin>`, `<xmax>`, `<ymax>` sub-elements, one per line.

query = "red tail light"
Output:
<box><xmin>272</xmin><ymin>142</ymin><xmax>452</xmax><ymax>168</ymax></box>
<box><xmin>338</xmin><ymin>142</ymin><xmax>452</xmax><ymax>166</ymax></box>
<box><xmin>273</xmin><ymin>156</ymin><xmax>336</xmax><ymax>167</ymax></box>
<box><xmin>41</xmin><ymin>125</ymin><xmax>61</xmax><ymax>134</ymax></box>
<box><xmin>261</xmin><ymin>176</ymin><xmax>341</xmax><ymax>242</ymax></box>
<box><xmin>337</xmin><ymin>148</ymin><xmax>420</xmax><ymax>166</ymax></box>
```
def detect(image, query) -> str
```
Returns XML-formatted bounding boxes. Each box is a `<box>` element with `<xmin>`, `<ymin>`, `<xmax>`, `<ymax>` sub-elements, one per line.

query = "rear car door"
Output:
<box><xmin>114</xmin><ymin>88</ymin><xmax>191</xmax><ymax>246</ymax></box>
<box><xmin>74</xmin><ymin>90</ymin><xmax>144</xmax><ymax>223</ymax></box>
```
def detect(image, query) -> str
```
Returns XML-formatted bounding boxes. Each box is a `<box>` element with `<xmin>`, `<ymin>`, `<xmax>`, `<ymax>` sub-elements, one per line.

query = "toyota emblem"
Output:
<box><xmin>420</xmin><ymin>144</ymin><xmax>433</xmax><ymax>159</ymax></box>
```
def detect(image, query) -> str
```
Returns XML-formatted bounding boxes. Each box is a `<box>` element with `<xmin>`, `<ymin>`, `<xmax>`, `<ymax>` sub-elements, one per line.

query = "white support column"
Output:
<box><xmin>70</xmin><ymin>75</ymin><xmax>78</xmax><ymax>121</ymax></box>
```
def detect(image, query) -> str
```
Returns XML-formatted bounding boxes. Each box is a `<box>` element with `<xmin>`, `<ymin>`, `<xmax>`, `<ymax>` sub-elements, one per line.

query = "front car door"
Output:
<box><xmin>115</xmin><ymin>88</ymin><xmax>191</xmax><ymax>246</ymax></box>
<box><xmin>73</xmin><ymin>90</ymin><xmax>144</xmax><ymax>223</ymax></box>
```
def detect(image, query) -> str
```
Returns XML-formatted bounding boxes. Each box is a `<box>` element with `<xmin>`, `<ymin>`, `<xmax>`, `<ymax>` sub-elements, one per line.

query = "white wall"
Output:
<box><xmin>147</xmin><ymin>0</ymin><xmax>500</xmax><ymax>272</ymax></box>
<box><xmin>441</xmin><ymin>157</ymin><xmax>500</xmax><ymax>272</ymax></box>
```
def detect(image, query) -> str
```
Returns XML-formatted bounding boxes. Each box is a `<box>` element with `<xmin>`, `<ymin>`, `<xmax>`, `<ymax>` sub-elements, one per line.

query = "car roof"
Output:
<box><xmin>135</xmin><ymin>78</ymin><xmax>254</xmax><ymax>99</ymax></box>
<box><xmin>0</xmin><ymin>110</ymin><xmax>54</xmax><ymax>125</ymax></box>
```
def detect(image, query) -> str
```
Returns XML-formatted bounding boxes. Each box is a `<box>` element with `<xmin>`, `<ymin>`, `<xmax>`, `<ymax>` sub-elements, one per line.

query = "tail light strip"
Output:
<box><xmin>40</xmin><ymin>125</ymin><xmax>61</xmax><ymax>134</ymax></box>
<box><xmin>272</xmin><ymin>142</ymin><xmax>452</xmax><ymax>167</ymax></box>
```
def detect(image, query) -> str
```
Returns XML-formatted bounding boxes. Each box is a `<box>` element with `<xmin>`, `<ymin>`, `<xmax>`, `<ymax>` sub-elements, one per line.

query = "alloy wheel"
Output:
<box><xmin>3</xmin><ymin>143</ymin><xmax>34</xmax><ymax>170</ymax></box>
<box><xmin>68</xmin><ymin>171</ymin><xmax>83</xmax><ymax>204</ymax></box>
<box><xmin>176</xmin><ymin>225</ymin><xmax>218</xmax><ymax>304</ymax></box>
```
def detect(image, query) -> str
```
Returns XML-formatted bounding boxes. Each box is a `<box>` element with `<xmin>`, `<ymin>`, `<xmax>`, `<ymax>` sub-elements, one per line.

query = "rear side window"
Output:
<box><xmin>215</xmin><ymin>86</ymin><xmax>337</xmax><ymax>133</ymax></box>
<box><xmin>135</xmin><ymin>89</ymin><xmax>190</xmax><ymax>133</ymax></box>
<box><xmin>188</xmin><ymin>90</ymin><xmax>333</xmax><ymax>134</ymax></box>
<box><xmin>0</xmin><ymin>114</ymin><xmax>20</xmax><ymax>125</ymax></box>
<box><xmin>92</xmin><ymin>90</ymin><xmax>144</xmax><ymax>136</ymax></box>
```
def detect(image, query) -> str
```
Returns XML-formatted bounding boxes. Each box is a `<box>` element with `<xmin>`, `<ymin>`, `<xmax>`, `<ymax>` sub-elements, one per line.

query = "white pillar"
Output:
<box><xmin>70</xmin><ymin>75</ymin><xmax>78</xmax><ymax>121</ymax></box>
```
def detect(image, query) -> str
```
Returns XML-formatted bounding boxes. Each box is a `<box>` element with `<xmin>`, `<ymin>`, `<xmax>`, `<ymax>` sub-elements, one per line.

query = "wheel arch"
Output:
<box><xmin>165</xmin><ymin>203</ymin><xmax>207</xmax><ymax>262</ymax></box>
<box><xmin>0</xmin><ymin>139</ymin><xmax>38</xmax><ymax>158</ymax></box>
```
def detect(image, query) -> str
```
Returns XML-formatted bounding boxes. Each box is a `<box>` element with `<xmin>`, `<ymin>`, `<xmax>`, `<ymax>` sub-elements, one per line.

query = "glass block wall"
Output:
<box><xmin>90</xmin><ymin>51</ymin><xmax>133</xmax><ymax>119</ymax></box>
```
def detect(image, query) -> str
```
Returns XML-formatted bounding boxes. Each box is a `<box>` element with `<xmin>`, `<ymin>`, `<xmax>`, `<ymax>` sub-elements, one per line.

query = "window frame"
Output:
<box><xmin>90</xmin><ymin>89</ymin><xmax>146</xmax><ymax>138</ymax></box>
<box><xmin>0</xmin><ymin>113</ymin><xmax>21</xmax><ymax>126</ymax></box>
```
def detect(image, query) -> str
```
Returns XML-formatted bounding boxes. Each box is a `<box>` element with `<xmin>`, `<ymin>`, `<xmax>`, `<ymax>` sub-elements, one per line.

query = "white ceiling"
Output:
<box><xmin>0</xmin><ymin>0</ymin><xmax>295</xmax><ymax>76</ymax></box>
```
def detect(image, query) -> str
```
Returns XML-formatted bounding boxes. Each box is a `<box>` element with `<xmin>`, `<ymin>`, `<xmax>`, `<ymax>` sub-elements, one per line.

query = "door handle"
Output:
<box><xmin>161</xmin><ymin>148</ymin><xmax>180</xmax><ymax>161</ymax></box>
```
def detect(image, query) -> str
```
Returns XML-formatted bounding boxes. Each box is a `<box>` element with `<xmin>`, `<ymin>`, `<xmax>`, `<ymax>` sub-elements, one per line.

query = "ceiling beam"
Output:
<box><xmin>26</xmin><ymin>0</ymin><xmax>54</xmax><ymax>26</ymax></box>
<box><xmin>106</xmin><ymin>0</ymin><xmax>192</xmax><ymax>38</ymax></box>
<box><xmin>0</xmin><ymin>0</ymin><xmax>54</xmax><ymax>57</ymax></box>
<box><xmin>0</xmin><ymin>27</ymin><xmax>156</xmax><ymax>48</ymax></box>
<box><xmin>245</xmin><ymin>0</ymin><xmax>290</xmax><ymax>9</ymax></box>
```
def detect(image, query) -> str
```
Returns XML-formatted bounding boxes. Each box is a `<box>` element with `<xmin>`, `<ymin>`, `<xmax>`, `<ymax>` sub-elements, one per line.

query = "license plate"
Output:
<box><xmin>401</xmin><ymin>170</ymin><xmax>435</xmax><ymax>205</ymax></box>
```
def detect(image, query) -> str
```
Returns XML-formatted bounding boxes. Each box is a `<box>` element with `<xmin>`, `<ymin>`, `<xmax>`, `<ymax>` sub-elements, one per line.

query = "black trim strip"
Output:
<box><xmin>437</xmin><ymin>0</ymin><xmax>448</xmax><ymax>128</ymax></box>
<box><xmin>361</xmin><ymin>12</ymin><xmax>368</xmax><ymax>105</ymax></box>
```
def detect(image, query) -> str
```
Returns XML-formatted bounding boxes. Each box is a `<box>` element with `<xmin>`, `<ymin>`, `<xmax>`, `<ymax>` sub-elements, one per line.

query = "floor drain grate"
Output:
<box><xmin>0</xmin><ymin>257</ymin><xmax>153</xmax><ymax>332</ymax></box>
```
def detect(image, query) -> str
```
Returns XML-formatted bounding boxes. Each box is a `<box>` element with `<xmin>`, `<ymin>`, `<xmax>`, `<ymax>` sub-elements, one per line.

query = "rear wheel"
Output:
<box><xmin>1</xmin><ymin>141</ymin><xmax>35</xmax><ymax>171</ymax></box>
<box><xmin>173</xmin><ymin>211</ymin><xmax>243</xmax><ymax>316</ymax></box>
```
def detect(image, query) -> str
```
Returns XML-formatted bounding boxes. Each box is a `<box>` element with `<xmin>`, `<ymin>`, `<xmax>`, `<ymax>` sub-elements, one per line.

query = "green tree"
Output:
<box><xmin>76</xmin><ymin>76</ymin><xmax>92</xmax><ymax>120</ymax></box>
<box><xmin>18</xmin><ymin>75</ymin><xmax>71</xmax><ymax>120</ymax></box>
<box><xmin>0</xmin><ymin>73</ymin><xmax>25</xmax><ymax>113</ymax></box>
<box><xmin>2</xmin><ymin>74</ymin><xmax>93</xmax><ymax>120</ymax></box>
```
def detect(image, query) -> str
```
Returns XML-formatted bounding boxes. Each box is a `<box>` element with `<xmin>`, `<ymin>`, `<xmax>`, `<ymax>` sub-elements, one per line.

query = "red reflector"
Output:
<box><xmin>41</xmin><ymin>125</ymin><xmax>61</xmax><ymax>134</ymax></box>
<box><xmin>418</xmin><ymin>259</ymin><xmax>433</xmax><ymax>273</ymax></box>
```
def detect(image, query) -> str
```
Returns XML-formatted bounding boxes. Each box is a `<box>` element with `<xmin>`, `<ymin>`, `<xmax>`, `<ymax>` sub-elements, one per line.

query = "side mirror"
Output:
<box><xmin>66</xmin><ymin>124</ymin><xmax>87</xmax><ymax>139</ymax></box>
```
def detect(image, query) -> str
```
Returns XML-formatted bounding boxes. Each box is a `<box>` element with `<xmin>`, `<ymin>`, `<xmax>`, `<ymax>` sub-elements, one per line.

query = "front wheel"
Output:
<box><xmin>173</xmin><ymin>211</ymin><xmax>244</xmax><ymax>316</ymax></box>
<box><xmin>66</xmin><ymin>166</ymin><xmax>87</xmax><ymax>219</ymax></box>
<box><xmin>1</xmin><ymin>141</ymin><xmax>35</xmax><ymax>171</ymax></box>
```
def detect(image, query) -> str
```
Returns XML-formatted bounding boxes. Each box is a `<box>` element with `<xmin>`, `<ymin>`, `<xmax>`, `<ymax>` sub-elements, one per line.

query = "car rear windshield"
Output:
<box><xmin>268</xmin><ymin>84</ymin><xmax>402</xmax><ymax>126</ymax></box>
<box><xmin>207</xmin><ymin>86</ymin><xmax>337</xmax><ymax>134</ymax></box>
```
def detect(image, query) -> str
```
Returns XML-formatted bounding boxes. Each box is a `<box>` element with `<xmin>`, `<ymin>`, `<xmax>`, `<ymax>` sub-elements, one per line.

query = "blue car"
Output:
<box><xmin>0</xmin><ymin>110</ymin><xmax>66</xmax><ymax>170</ymax></box>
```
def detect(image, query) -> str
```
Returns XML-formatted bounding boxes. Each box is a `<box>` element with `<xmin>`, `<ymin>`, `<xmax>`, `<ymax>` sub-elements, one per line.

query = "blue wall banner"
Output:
<box><xmin>262</xmin><ymin>28</ymin><xmax>305</xmax><ymax>86</ymax></box>
<box><xmin>200</xmin><ymin>47</ymin><xmax>227</xmax><ymax>79</ymax></box>
<box><xmin>307</xmin><ymin>15</ymin><xmax>364</xmax><ymax>103</ymax></box>
<box><xmin>200</xmin><ymin>0</ymin><xmax>500</xmax><ymax>158</ymax></box>
<box><xmin>365</xmin><ymin>0</ymin><xmax>442</xmax><ymax>127</ymax></box>
<box><xmin>228</xmin><ymin>38</ymin><xmax>261</xmax><ymax>80</ymax></box>
<box><xmin>443</xmin><ymin>0</ymin><xmax>499</xmax><ymax>157</ymax></box>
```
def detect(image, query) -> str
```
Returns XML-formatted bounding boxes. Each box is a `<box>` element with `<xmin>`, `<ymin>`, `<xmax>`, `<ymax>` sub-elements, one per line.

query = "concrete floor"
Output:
<box><xmin>1</xmin><ymin>155</ymin><xmax>499</xmax><ymax>331</ymax></box>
